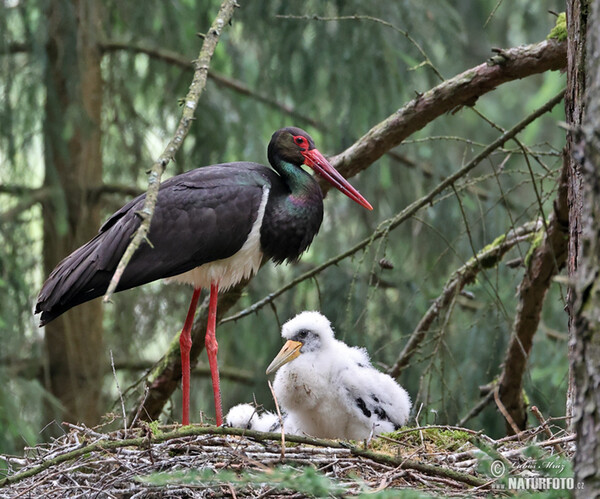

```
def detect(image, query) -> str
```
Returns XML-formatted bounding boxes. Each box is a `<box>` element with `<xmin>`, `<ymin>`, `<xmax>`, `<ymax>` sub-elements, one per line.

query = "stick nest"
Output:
<box><xmin>0</xmin><ymin>421</ymin><xmax>574</xmax><ymax>498</ymax></box>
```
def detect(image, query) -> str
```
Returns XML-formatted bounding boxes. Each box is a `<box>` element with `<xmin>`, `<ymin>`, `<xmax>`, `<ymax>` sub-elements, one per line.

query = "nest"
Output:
<box><xmin>0</xmin><ymin>421</ymin><xmax>574</xmax><ymax>498</ymax></box>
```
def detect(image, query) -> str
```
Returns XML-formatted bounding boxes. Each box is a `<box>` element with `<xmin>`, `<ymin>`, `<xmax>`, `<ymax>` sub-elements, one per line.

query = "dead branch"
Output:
<box><xmin>102</xmin><ymin>0</ymin><xmax>238</xmax><ymax>303</ymax></box>
<box><xmin>497</xmin><ymin>153</ymin><xmax>569</xmax><ymax>434</ymax></box>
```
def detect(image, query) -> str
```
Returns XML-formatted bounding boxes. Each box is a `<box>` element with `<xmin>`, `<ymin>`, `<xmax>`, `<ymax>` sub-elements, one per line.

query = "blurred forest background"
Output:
<box><xmin>0</xmin><ymin>0</ymin><xmax>567</xmax><ymax>456</ymax></box>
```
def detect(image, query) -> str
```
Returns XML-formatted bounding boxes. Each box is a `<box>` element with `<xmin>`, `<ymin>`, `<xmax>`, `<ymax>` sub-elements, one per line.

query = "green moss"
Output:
<box><xmin>477</xmin><ymin>233</ymin><xmax>507</xmax><ymax>268</ymax></box>
<box><xmin>148</xmin><ymin>420</ymin><xmax>164</xmax><ymax>436</ymax></box>
<box><xmin>524</xmin><ymin>230</ymin><xmax>545</xmax><ymax>267</ymax></box>
<box><xmin>380</xmin><ymin>427</ymin><xmax>471</xmax><ymax>452</ymax></box>
<box><xmin>547</xmin><ymin>13</ymin><xmax>567</xmax><ymax>41</ymax></box>
<box><xmin>522</xmin><ymin>389</ymin><xmax>530</xmax><ymax>407</ymax></box>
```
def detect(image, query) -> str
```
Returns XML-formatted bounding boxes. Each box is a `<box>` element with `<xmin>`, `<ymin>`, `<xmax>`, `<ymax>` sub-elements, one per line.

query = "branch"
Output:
<box><xmin>328</xmin><ymin>39</ymin><xmax>566</xmax><ymax>184</ymax></box>
<box><xmin>388</xmin><ymin>221</ymin><xmax>542</xmax><ymax>379</ymax></box>
<box><xmin>0</xmin><ymin>187</ymin><xmax>53</xmax><ymax>224</ymax></box>
<box><xmin>497</xmin><ymin>152</ymin><xmax>569</xmax><ymax>434</ymax></box>
<box><xmin>102</xmin><ymin>0</ymin><xmax>238</xmax><ymax>303</ymax></box>
<box><xmin>99</xmin><ymin>40</ymin><xmax>323</xmax><ymax>129</ymax></box>
<box><xmin>3</xmin><ymin>357</ymin><xmax>254</xmax><ymax>384</ymax></box>
<box><xmin>0</xmin><ymin>41</ymin><xmax>30</xmax><ymax>55</ymax></box>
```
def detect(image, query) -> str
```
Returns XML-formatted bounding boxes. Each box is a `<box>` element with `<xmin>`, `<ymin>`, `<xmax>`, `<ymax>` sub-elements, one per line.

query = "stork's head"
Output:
<box><xmin>266</xmin><ymin>311</ymin><xmax>335</xmax><ymax>374</ymax></box>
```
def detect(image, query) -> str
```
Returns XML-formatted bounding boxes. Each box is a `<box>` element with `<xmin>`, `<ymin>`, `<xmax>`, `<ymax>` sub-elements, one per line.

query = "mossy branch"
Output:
<box><xmin>389</xmin><ymin>221</ymin><xmax>542</xmax><ymax>378</ymax></box>
<box><xmin>328</xmin><ymin>39</ymin><xmax>566</xmax><ymax>184</ymax></box>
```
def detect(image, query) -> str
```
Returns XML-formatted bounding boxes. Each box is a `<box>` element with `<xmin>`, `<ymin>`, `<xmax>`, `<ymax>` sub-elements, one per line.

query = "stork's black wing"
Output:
<box><xmin>35</xmin><ymin>162</ymin><xmax>279</xmax><ymax>325</ymax></box>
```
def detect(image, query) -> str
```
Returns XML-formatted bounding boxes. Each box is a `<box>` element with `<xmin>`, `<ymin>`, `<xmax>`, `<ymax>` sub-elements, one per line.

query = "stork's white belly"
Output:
<box><xmin>166</xmin><ymin>186</ymin><xmax>269</xmax><ymax>291</ymax></box>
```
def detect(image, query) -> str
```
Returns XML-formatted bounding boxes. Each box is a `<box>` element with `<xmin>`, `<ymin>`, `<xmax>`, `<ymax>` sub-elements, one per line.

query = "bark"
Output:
<box><xmin>497</xmin><ymin>155</ymin><xmax>569</xmax><ymax>434</ymax></box>
<box><xmin>566</xmin><ymin>0</ymin><xmax>588</xmax><ymax>428</ymax></box>
<box><xmin>42</xmin><ymin>0</ymin><xmax>104</xmax><ymax>425</ymax></box>
<box><xmin>569</xmin><ymin>0</ymin><xmax>600</xmax><ymax>493</ymax></box>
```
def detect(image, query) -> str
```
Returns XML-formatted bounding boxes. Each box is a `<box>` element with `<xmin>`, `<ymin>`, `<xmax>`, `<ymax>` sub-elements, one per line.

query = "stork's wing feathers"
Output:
<box><xmin>36</xmin><ymin>162</ymin><xmax>277</xmax><ymax>325</ymax></box>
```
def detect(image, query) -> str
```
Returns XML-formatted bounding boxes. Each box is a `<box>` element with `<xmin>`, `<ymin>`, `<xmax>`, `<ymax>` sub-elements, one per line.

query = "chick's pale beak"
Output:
<box><xmin>266</xmin><ymin>340</ymin><xmax>303</xmax><ymax>374</ymax></box>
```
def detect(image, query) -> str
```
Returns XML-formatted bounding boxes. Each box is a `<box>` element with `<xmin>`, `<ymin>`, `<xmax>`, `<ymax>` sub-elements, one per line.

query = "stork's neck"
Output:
<box><xmin>261</xmin><ymin>157</ymin><xmax>324</xmax><ymax>265</ymax></box>
<box><xmin>274</xmin><ymin>159</ymin><xmax>317</xmax><ymax>198</ymax></box>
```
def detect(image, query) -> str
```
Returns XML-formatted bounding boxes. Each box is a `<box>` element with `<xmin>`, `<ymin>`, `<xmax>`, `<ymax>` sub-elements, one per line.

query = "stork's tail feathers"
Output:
<box><xmin>35</xmin><ymin>234</ymin><xmax>114</xmax><ymax>326</ymax></box>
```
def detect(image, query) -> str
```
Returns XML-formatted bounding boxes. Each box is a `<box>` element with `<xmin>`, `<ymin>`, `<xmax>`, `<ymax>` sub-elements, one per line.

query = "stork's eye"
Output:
<box><xmin>293</xmin><ymin>135</ymin><xmax>308</xmax><ymax>150</ymax></box>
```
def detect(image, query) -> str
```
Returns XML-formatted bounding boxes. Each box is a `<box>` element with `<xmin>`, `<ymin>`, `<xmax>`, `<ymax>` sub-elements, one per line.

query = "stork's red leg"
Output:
<box><xmin>179</xmin><ymin>287</ymin><xmax>202</xmax><ymax>425</ymax></box>
<box><xmin>206</xmin><ymin>282</ymin><xmax>223</xmax><ymax>426</ymax></box>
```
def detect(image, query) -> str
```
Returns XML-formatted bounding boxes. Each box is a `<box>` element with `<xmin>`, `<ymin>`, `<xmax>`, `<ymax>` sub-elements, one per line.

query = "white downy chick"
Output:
<box><xmin>265</xmin><ymin>311</ymin><xmax>412</xmax><ymax>440</ymax></box>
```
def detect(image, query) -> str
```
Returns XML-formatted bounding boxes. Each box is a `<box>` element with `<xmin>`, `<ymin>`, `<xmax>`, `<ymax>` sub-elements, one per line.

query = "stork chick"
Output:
<box><xmin>226</xmin><ymin>311</ymin><xmax>411</xmax><ymax>440</ymax></box>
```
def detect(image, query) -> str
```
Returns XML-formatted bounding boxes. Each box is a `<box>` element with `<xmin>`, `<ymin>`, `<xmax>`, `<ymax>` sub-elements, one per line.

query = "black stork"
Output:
<box><xmin>35</xmin><ymin>127</ymin><xmax>372</xmax><ymax>426</ymax></box>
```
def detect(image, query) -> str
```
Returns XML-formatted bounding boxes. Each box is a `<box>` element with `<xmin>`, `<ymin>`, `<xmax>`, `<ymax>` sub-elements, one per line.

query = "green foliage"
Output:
<box><xmin>147</xmin><ymin>420</ymin><xmax>164</xmax><ymax>436</ymax></box>
<box><xmin>138</xmin><ymin>465</ymin><xmax>346</xmax><ymax>497</ymax></box>
<box><xmin>478</xmin><ymin>445</ymin><xmax>573</xmax><ymax>498</ymax></box>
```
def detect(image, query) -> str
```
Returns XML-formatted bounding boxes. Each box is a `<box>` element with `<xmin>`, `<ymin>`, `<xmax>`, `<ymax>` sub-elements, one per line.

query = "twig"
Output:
<box><xmin>494</xmin><ymin>385</ymin><xmax>521</xmax><ymax>436</ymax></box>
<box><xmin>103</xmin><ymin>0</ymin><xmax>239</xmax><ymax>302</ymax></box>
<box><xmin>99</xmin><ymin>40</ymin><xmax>323</xmax><ymax>129</ymax></box>
<box><xmin>110</xmin><ymin>350</ymin><xmax>127</xmax><ymax>431</ymax></box>
<box><xmin>531</xmin><ymin>406</ymin><xmax>565</xmax><ymax>454</ymax></box>
<box><xmin>458</xmin><ymin>390</ymin><xmax>495</xmax><ymax>426</ymax></box>
<box><xmin>0</xmin><ymin>424</ymin><xmax>487</xmax><ymax>489</ymax></box>
<box><xmin>267</xmin><ymin>380</ymin><xmax>285</xmax><ymax>460</ymax></box>
<box><xmin>328</xmin><ymin>40</ymin><xmax>566</xmax><ymax>183</ymax></box>
<box><xmin>130</xmin><ymin>386</ymin><xmax>150</xmax><ymax>429</ymax></box>
<box><xmin>276</xmin><ymin>14</ymin><xmax>443</xmax><ymax>80</ymax></box>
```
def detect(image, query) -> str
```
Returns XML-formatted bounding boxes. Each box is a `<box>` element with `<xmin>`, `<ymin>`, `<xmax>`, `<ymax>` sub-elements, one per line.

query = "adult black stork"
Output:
<box><xmin>35</xmin><ymin>127</ymin><xmax>372</xmax><ymax>426</ymax></box>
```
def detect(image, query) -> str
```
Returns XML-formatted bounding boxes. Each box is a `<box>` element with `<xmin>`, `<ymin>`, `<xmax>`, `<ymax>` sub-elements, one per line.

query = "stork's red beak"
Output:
<box><xmin>302</xmin><ymin>149</ymin><xmax>373</xmax><ymax>211</ymax></box>
<box><xmin>266</xmin><ymin>339</ymin><xmax>303</xmax><ymax>375</ymax></box>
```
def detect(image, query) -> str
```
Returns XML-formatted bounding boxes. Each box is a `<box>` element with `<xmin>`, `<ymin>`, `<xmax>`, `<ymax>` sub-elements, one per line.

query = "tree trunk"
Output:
<box><xmin>42</xmin><ymin>0</ymin><xmax>105</xmax><ymax>425</ymax></box>
<box><xmin>567</xmin><ymin>0</ymin><xmax>600</xmax><ymax>494</ymax></box>
<box><xmin>566</xmin><ymin>0</ymin><xmax>587</xmax><ymax>430</ymax></box>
